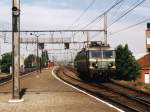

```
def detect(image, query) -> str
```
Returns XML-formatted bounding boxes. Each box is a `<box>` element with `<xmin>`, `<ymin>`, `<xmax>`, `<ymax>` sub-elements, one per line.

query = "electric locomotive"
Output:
<box><xmin>74</xmin><ymin>41</ymin><xmax>116</xmax><ymax>81</ymax></box>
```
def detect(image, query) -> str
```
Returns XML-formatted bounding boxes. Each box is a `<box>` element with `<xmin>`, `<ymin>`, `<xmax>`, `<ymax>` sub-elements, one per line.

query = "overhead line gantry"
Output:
<box><xmin>0</xmin><ymin>29</ymin><xmax>103</xmax><ymax>33</ymax></box>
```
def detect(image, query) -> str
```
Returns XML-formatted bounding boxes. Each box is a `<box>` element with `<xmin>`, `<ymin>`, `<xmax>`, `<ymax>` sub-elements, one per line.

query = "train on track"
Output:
<box><xmin>74</xmin><ymin>41</ymin><xmax>116</xmax><ymax>81</ymax></box>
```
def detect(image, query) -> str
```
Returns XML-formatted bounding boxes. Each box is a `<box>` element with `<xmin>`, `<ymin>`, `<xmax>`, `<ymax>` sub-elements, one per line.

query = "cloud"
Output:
<box><xmin>20</xmin><ymin>4</ymin><xmax>103</xmax><ymax>30</ymax></box>
<box><xmin>0</xmin><ymin>0</ymin><xmax>150</xmax><ymax>56</ymax></box>
<box><xmin>134</xmin><ymin>6</ymin><xmax>150</xmax><ymax>17</ymax></box>
<box><xmin>0</xmin><ymin>2</ymin><xmax>11</xmax><ymax>28</ymax></box>
<box><xmin>108</xmin><ymin>23</ymin><xmax>146</xmax><ymax>55</ymax></box>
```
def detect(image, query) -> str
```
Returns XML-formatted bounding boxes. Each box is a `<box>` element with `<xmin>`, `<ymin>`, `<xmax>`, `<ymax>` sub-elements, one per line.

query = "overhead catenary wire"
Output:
<box><xmin>67</xmin><ymin>0</ymin><xmax>97</xmax><ymax>29</ymax></box>
<box><xmin>91</xmin><ymin>18</ymin><xmax>150</xmax><ymax>39</ymax></box>
<box><xmin>85</xmin><ymin>17</ymin><xmax>103</xmax><ymax>29</ymax></box>
<box><xmin>71</xmin><ymin>0</ymin><xmax>124</xmax><ymax>40</ymax></box>
<box><xmin>80</xmin><ymin>0</ymin><xmax>124</xmax><ymax>30</ymax></box>
<box><xmin>109</xmin><ymin>0</ymin><xmax>141</xmax><ymax>26</ymax></box>
<box><xmin>108</xmin><ymin>0</ymin><xmax>147</xmax><ymax>28</ymax></box>
<box><xmin>111</xmin><ymin>0</ymin><xmax>126</xmax><ymax>21</ymax></box>
<box><xmin>109</xmin><ymin>18</ymin><xmax>150</xmax><ymax>36</ymax></box>
<box><xmin>91</xmin><ymin>0</ymin><xmax>147</xmax><ymax>40</ymax></box>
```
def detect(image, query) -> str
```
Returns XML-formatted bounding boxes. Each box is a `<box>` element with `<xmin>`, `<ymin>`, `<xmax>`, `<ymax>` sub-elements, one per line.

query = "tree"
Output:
<box><xmin>0</xmin><ymin>52</ymin><xmax>12</xmax><ymax>73</ymax></box>
<box><xmin>24</xmin><ymin>54</ymin><xmax>37</xmax><ymax>68</ymax></box>
<box><xmin>115</xmin><ymin>44</ymin><xmax>141</xmax><ymax>81</ymax></box>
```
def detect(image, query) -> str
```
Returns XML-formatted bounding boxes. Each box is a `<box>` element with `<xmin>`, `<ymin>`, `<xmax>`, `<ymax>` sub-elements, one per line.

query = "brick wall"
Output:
<box><xmin>137</xmin><ymin>53</ymin><xmax>150</xmax><ymax>68</ymax></box>
<box><xmin>138</xmin><ymin>69</ymin><xmax>150</xmax><ymax>83</ymax></box>
<box><xmin>137</xmin><ymin>53</ymin><xmax>150</xmax><ymax>83</ymax></box>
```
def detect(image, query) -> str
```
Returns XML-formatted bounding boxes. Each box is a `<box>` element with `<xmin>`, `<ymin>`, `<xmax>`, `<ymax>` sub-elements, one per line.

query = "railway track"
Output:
<box><xmin>110</xmin><ymin>80</ymin><xmax>150</xmax><ymax>97</ymax></box>
<box><xmin>65</xmin><ymin>66</ymin><xmax>150</xmax><ymax>103</ymax></box>
<box><xmin>100</xmin><ymin>82</ymin><xmax>150</xmax><ymax>107</ymax></box>
<box><xmin>55</xmin><ymin>67</ymin><xmax>150</xmax><ymax>112</ymax></box>
<box><xmin>0</xmin><ymin>68</ymin><xmax>37</xmax><ymax>85</ymax></box>
<box><xmin>0</xmin><ymin>75</ymin><xmax>12</xmax><ymax>84</ymax></box>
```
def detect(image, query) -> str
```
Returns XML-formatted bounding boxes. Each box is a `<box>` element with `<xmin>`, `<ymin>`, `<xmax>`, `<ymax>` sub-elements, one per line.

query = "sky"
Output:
<box><xmin>0</xmin><ymin>0</ymin><xmax>150</xmax><ymax>60</ymax></box>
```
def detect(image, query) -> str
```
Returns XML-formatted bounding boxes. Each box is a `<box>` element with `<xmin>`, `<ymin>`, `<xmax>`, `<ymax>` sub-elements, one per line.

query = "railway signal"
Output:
<box><xmin>39</xmin><ymin>43</ymin><xmax>44</xmax><ymax>50</ymax></box>
<box><xmin>64</xmin><ymin>43</ymin><xmax>70</xmax><ymax>49</ymax></box>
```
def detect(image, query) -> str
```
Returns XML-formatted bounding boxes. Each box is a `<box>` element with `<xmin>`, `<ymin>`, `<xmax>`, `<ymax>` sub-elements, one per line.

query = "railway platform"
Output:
<box><xmin>0</xmin><ymin>67</ymin><xmax>120</xmax><ymax>112</ymax></box>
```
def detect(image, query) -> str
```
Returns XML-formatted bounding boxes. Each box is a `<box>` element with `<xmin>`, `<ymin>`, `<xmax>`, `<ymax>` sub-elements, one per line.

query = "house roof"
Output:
<box><xmin>135</xmin><ymin>53</ymin><xmax>149</xmax><ymax>60</ymax></box>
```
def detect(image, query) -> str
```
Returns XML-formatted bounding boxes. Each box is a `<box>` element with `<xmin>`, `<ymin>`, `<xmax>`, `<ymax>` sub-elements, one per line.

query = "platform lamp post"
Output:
<box><xmin>9</xmin><ymin>0</ymin><xmax>23</xmax><ymax>102</ymax></box>
<box><xmin>30</xmin><ymin>33</ymin><xmax>44</xmax><ymax>73</ymax></box>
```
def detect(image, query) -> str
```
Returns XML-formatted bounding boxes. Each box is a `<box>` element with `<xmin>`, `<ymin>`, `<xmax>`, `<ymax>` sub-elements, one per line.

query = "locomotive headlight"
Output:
<box><xmin>108</xmin><ymin>62</ymin><xmax>116</xmax><ymax>69</ymax></box>
<box><xmin>108</xmin><ymin>63</ymin><xmax>113</xmax><ymax>68</ymax></box>
<box><xmin>108</xmin><ymin>63</ymin><xmax>112</xmax><ymax>67</ymax></box>
<box><xmin>92</xmin><ymin>62</ymin><xmax>98</xmax><ymax>69</ymax></box>
<box><xmin>111</xmin><ymin>65</ymin><xmax>116</xmax><ymax>69</ymax></box>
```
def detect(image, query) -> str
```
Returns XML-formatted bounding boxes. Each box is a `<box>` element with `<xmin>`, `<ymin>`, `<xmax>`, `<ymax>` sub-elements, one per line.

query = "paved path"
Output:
<box><xmin>0</xmin><ymin>68</ymin><xmax>119</xmax><ymax>112</ymax></box>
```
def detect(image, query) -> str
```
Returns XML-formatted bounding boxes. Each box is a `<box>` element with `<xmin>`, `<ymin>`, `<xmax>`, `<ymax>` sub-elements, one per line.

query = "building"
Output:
<box><xmin>137</xmin><ymin>53</ymin><xmax>150</xmax><ymax>84</ymax></box>
<box><xmin>146</xmin><ymin>23</ymin><xmax>150</xmax><ymax>52</ymax></box>
<box><xmin>136</xmin><ymin>23</ymin><xmax>150</xmax><ymax>84</ymax></box>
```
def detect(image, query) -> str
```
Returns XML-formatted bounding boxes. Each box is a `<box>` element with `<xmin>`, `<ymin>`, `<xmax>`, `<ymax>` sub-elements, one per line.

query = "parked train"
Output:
<box><xmin>74</xmin><ymin>41</ymin><xmax>116</xmax><ymax>81</ymax></box>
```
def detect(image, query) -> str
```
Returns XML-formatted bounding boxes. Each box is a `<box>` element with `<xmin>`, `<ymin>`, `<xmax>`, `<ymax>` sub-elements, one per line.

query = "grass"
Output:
<box><xmin>115</xmin><ymin>80</ymin><xmax>150</xmax><ymax>93</ymax></box>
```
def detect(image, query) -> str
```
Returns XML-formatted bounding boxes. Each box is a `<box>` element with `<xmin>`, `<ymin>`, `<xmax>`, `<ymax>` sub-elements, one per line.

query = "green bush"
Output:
<box><xmin>0</xmin><ymin>52</ymin><xmax>12</xmax><ymax>73</ymax></box>
<box><xmin>24</xmin><ymin>54</ymin><xmax>37</xmax><ymax>68</ymax></box>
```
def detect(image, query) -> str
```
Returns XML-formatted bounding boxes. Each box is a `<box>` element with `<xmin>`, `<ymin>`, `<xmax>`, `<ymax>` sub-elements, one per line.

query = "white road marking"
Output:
<box><xmin>52</xmin><ymin>66</ymin><xmax>125</xmax><ymax>112</ymax></box>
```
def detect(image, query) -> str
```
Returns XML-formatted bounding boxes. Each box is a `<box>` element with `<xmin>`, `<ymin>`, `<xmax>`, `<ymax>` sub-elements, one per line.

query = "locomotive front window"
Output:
<box><xmin>90</xmin><ymin>51</ymin><xmax>103</xmax><ymax>58</ymax></box>
<box><xmin>103</xmin><ymin>51</ymin><xmax>113</xmax><ymax>58</ymax></box>
<box><xmin>90</xmin><ymin>50</ymin><xmax>114</xmax><ymax>58</ymax></box>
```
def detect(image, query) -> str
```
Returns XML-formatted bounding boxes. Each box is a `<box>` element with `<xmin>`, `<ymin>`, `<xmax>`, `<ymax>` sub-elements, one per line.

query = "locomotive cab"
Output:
<box><xmin>74</xmin><ymin>41</ymin><xmax>116</xmax><ymax>81</ymax></box>
<box><xmin>87</xmin><ymin>42</ymin><xmax>115</xmax><ymax>80</ymax></box>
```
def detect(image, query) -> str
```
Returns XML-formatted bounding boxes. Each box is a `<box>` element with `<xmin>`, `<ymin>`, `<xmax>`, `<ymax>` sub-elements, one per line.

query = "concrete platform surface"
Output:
<box><xmin>0</xmin><ymin>68</ymin><xmax>119</xmax><ymax>112</ymax></box>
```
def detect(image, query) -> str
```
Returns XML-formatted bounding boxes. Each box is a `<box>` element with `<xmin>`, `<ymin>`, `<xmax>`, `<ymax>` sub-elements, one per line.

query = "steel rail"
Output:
<box><xmin>56</xmin><ymin>69</ymin><xmax>141</xmax><ymax>112</ymax></box>
<box><xmin>58</xmin><ymin>67</ymin><xmax>150</xmax><ymax>112</ymax></box>
<box><xmin>98</xmin><ymin>83</ymin><xmax>150</xmax><ymax>107</ymax></box>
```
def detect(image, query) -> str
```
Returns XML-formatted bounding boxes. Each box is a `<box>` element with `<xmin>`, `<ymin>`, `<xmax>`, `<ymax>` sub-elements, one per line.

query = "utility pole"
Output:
<box><xmin>86</xmin><ymin>31</ymin><xmax>90</xmax><ymax>47</ymax></box>
<box><xmin>104</xmin><ymin>13</ymin><xmax>107</xmax><ymax>44</ymax></box>
<box><xmin>30</xmin><ymin>33</ymin><xmax>42</xmax><ymax>72</ymax></box>
<box><xmin>37</xmin><ymin>36</ymin><xmax>39</xmax><ymax>72</ymax></box>
<box><xmin>9</xmin><ymin>0</ymin><xmax>23</xmax><ymax>102</ymax></box>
